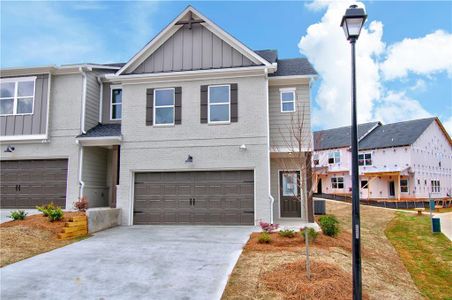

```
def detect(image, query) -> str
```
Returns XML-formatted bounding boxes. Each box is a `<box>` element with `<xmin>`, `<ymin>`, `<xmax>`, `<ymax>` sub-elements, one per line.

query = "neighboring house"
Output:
<box><xmin>313</xmin><ymin>117</ymin><xmax>452</xmax><ymax>202</ymax></box>
<box><xmin>0</xmin><ymin>6</ymin><xmax>317</xmax><ymax>226</ymax></box>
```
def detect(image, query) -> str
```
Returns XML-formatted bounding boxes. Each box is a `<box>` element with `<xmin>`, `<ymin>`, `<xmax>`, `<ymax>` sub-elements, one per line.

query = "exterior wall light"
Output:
<box><xmin>239</xmin><ymin>144</ymin><xmax>247</xmax><ymax>151</ymax></box>
<box><xmin>4</xmin><ymin>145</ymin><xmax>15</xmax><ymax>153</ymax></box>
<box><xmin>185</xmin><ymin>155</ymin><xmax>193</xmax><ymax>163</ymax></box>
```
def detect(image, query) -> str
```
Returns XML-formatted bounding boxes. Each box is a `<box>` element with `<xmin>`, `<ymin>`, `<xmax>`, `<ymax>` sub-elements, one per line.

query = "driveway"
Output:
<box><xmin>435</xmin><ymin>212</ymin><xmax>452</xmax><ymax>240</ymax></box>
<box><xmin>0</xmin><ymin>225</ymin><xmax>254</xmax><ymax>300</ymax></box>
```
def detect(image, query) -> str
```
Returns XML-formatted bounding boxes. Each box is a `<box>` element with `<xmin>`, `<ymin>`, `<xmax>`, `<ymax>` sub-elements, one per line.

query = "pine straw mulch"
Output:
<box><xmin>222</xmin><ymin>201</ymin><xmax>424</xmax><ymax>300</ymax></box>
<box><xmin>0</xmin><ymin>212</ymin><xmax>86</xmax><ymax>267</ymax></box>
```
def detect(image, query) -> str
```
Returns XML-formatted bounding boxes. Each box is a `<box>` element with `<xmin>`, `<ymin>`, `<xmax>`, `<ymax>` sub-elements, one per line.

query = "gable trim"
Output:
<box><xmin>116</xmin><ymin>6</ymin><xmax>272</xmax><ymax>76</ymax></box>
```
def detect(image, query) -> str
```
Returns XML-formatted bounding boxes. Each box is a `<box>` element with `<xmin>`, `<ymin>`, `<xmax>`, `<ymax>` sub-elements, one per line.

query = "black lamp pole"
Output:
<box><xmin>340</xmin><ymin>4</ymin><xmax>367</xmax><ymax>300</ymax></box>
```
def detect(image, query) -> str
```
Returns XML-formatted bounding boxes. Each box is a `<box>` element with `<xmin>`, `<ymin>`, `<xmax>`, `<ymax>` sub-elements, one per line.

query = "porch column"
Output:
<box><xmin>397</xmin><ymin>173</ymin><xmax>401</xmax><ymax>202</ymax></box>
<box><xmin>110</xmin><ymin>145</ymin><xmax>119</xmax><ymax>208</ymax></box>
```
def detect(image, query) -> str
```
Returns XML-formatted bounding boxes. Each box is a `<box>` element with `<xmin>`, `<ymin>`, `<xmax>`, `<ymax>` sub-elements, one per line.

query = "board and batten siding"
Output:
<box><xmin>82</xmin><ymin>146</ymin><xmax>109</xmax><ymax>207</ymax></box>
<box><xmin>269</xmin><ymin>84</ymin><xmax>311</xmax><ymax>150</ymax></box>
<box><xmin>131</xmin><ymin>24</ymin><xmax>256</xmax><ymax>74</ymax></box>
<box><xmin>0</xmin><ymin>74</ymin><xmax>49</xmax><ymax>137</ymax></box>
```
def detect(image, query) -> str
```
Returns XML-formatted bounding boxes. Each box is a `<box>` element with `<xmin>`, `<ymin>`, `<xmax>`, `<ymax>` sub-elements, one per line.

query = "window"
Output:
<box><xmin>110</xmin><ymin>88</ymin><xmax>122</xmax><ymax>120</ymax></box>
<box><xmin>0</xmin><ymin>77</ymin><xmax>35</xmax><ymax>116</ymax></box>
<box><xmin>313</xmin><ymin>154</ymin><xmax>319</xmax><ymax>165</ymax></box>
<box><xmin>328</xmin><ymin>151</ymin><xmax>341</xmax><ymax>164</ymax></box>
<box><xmin>361</xmin><ymin>180</ymin><xmax>368</xmax><ymax>189</ymax></box>
<box><xmin>431</xmin><ymin>180</ymin><xmax>440</xmax><ymax>193</ymax></box>
<box><xmin>331</xmin><ymin>177</ymin><xmax>344</xmax><ymax>189</ymax></box>
<box><xmin>358</xmin><ymin>153</ymin><xmax>372</xmax><ymax>166</ymax></box>
<box><xmin>400</xmin><ymin>179</ymin><xmax>409</xmax><ymax>193</ymax></box>
<box><xmin>154</xmin><ymin>88</ymin><xmax>175</xmax><ymax>125</ymax></box>
<box><xmin>282</xmin><ymin>172</ymin><xmax>298</xmax><ymax>196</ymax></box>
<box><xmin>208</xmin><ymin>85</ymin><xmax>230</xmax><ymax>123</ymax></box>
<box><xmin>280</xmin><ymin>88</ymin><xmax>296</xmax><ymax>112</ymax></box>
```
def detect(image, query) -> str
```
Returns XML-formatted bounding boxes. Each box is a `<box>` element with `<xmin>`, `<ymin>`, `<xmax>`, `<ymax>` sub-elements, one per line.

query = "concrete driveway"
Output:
<box><xmin>0</xmin><ymin>226</ymin><xmax>254</xmax><ymax>300</ymax></box>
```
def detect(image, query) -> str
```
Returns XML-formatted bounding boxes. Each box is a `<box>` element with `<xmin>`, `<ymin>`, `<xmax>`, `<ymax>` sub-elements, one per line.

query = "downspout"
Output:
<box><xmin>78</xmin><ymin>144</ymin><xmax>85</xmax><ymax>198</ymax></box>
<box><xmin>78</xmin><ymin>67</ymin><xmax>87</xmax><ymax>198</ymax></box>
<box><xmin>97</xmin><ymin>76</ymin><xmax>103</xmax><ymax>123</ymax></box>
<box><xmin>265</xmin><ymin>67</ymin><xmax>275</xmax><ymax>224</ymax></box>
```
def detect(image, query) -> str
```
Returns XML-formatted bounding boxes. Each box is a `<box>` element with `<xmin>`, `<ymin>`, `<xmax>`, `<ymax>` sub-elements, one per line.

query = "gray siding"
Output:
<box><xmin>84</xmin><ymin>72</ymin><xmax>101</xmax><ymax>131</ymax></box>
<box><xmin>269</xmin><ymin>84</ymin><xmax>311</xmax><ymax>150</ymax></box>
<box><xmin>82</xmin><ymin>146</ymin><xmax>109</xmax><ymax>207</ymax></box>
<box><xmin>131</xmin><ymin>25</ymin><xmax>256</xmax><ymax>74</ymax></box>
<box><xmin>1</xmin><ymin>74</ymin><xmax>49</xmax><ymax>136</ymax></box>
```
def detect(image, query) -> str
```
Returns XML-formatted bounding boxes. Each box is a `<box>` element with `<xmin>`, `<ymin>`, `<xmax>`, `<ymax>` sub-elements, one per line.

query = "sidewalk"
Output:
<box><xmin>434</xmin><ymin>212</ymin><xmax>452</xmax><ymax>241</ymax></box>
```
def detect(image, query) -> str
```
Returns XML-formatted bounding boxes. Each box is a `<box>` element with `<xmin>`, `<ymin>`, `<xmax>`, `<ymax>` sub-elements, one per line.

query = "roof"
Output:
<box><xmin>359</xmin><ymin>117</ymin><xmax>436</xmax><ymax>150</ymax></box>
<box><xmin>254</xmin><ymin>49</ymin><xmax>278</xmax><ymax>64</ymax></box>
<box><xmin>77</xmin><ymin>123</ymin><xmax>121</xmax><ymax>138</ymax></box>
<box><xmin>269</xmin><ymin>58</ymin><xmax>317</xmax><ymax>77</ymax></box>
<box><xmin>314</xmin><ymin>122</ymin><xmax>380</xmax><ymax>150</ymax></box>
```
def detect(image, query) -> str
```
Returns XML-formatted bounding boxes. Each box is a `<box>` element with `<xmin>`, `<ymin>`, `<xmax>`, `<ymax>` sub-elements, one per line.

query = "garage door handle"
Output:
<box><xmin>134</xmin><ymin>211</ymin><xmax>144</xmax><ymax>214</ymax></box>
<box><xmin>243</xmin><ymin>210</ymin><xmax>254</xmax><ymax>214</ymax></box>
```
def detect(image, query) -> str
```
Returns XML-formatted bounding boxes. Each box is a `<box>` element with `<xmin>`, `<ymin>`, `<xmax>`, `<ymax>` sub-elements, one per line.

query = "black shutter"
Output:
<box><xmin>146</xmin><ymin>88</ymin><xmax>154</xmax><ymax>126</ymax></box>
<box><xmin>200</xmin><ymin>85</ymin><xmax>208</xmax><ymax>123</ymax></box>
<box><xmin>230</xmin><ymin>83</ymin><xmax>238</xmax><ymax>122</ymax></box>
<box><xmin>175</xmin><ymin>87</ymin><xmax>182</xmax><ymax>125</ymax></box>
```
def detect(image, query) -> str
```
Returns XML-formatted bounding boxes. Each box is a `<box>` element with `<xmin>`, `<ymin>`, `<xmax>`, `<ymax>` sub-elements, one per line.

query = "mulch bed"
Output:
<box><xmin>261</xmin><ymin>259</ymin><xmax>369</xmax><ymax>300</ymax></box>
<box><xmin>244</xmin><ymin>231</ymin><xmax>352</xmax><ymax>253</ymax></box>
<box><xmin>1</xmin><ymin>212</ymin><xmax>85</xmax><ymax>235</ymax></box>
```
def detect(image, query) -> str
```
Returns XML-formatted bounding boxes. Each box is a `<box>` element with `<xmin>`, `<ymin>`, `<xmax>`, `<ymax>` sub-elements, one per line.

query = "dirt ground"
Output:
<box><xmin>222</xmin><ymin>201</ymin><xmax>423</xmax><ymax>300</ymax></box>
<box><xmin>0</xmin><ymin>212</ymin><xmax>85</xmax><ymax>267</ymax></box>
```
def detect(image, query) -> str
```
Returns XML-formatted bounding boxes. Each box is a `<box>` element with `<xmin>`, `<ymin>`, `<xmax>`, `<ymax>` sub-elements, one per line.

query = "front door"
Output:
<box><xmin>280</xmin><ymin>171</ymin><xmax>301</xmax><ymax>218</ymax></box>
<box><xmin>317</xmin><ymin>178</ymin><xmax>322</xmax><ymax>194</ymax></box>
<box><xmin>389</xmin><ymin>181</ymin><xmax>395</xmax><ymax>197</ymax></box>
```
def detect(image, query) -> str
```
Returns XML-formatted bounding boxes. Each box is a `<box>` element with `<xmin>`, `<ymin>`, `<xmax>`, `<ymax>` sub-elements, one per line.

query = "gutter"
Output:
<box><xmin>79</xmin><ymin>66</ymin><xmax>88</xmax><ymax>134</ymax></box>
<box><xmin>97</xmin><ymin>76</ymin><xmax>103</xmax><ymax>123</ymax></box>
<box><xmin>264</xmin><ymin>68</ymin><xmax>275</xmax><ymax>224</ymax></box>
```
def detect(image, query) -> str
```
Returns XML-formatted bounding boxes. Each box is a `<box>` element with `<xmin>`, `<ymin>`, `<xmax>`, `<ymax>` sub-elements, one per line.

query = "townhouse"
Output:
<box><xmin>313</xmin><ymin>117</ymin><xmax>452</xmax><ymax>203</ymax></box>
<box><xmin>1</xmin><ymin>6</ymin><xmax>317</xmax><ymax>225</ymax></box>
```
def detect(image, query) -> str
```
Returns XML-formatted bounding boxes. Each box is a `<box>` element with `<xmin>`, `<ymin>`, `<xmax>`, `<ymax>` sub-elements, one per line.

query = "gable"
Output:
<box><xmin>130</xmin><ymin>24</ymin><xmax>256</xmax><ymax>74</ymax></box>
<box><xmin>118</xmin><ymin>6</ymin><xmax>271</xmax><ymax>76</ymax></box>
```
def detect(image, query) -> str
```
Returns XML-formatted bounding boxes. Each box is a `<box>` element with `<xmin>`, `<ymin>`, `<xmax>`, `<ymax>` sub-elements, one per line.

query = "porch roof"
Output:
<box><xmin>76</xmin><ymin>123</ymin><xmax>121</xmax><ymax>138</ymax></box>
<box><xmin>361</xmin><ymin>166</ymin><xmax>410</xmax><ymax>176</ymax></box>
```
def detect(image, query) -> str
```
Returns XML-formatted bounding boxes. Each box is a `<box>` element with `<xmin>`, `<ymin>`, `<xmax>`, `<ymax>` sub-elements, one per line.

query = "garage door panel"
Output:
<box><xmin>133</xmin><ymin>170</ymin><xmax>254</xmax><ymax>225</ymax></box>
<box><xmin>0</xmin><ymin>159</ymin><xmax>68</xmax><ymax>209</ymax></box>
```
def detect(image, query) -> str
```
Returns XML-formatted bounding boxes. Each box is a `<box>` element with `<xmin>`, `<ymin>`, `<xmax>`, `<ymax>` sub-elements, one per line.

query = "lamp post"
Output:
<box><xmin>340</xmin><ymin>4</ymin><xmax>367</xmax><ymax>300</ymax></box>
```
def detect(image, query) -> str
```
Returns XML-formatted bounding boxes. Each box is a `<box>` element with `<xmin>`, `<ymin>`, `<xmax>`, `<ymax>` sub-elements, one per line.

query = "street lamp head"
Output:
<box><xmin>340</xmin><ymin>4</ymin><xmax>367</xmax><ymax>41</ymax></box>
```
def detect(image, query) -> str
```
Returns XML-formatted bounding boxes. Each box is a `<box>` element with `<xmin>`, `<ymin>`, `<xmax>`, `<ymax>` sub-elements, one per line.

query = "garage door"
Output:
<box><xmin>0</xmin><ymin>159</ymin><xmax>68</xmax><ymax>209</ymax></box>
<box><xmin>134</xmin><ymin>170</ymin><xmax>254</xmax><ymax>225</ymax></box>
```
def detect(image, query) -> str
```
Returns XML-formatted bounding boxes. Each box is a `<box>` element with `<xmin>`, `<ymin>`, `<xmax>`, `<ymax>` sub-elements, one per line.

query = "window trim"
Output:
<box><xmin>328</xmin><ymin>151</ymin><xmax>341</xmax><ymax>164</ymax></box>
<box><xmin>153</xmin><ymin>87</ymin><xmax>175</xmax><ymax>126</ymax></box>
<box><xmin>331</xmin><ymin>176</ymin><xmax>344</xmax><ymax>189</ymax></box>
<box><xmin>0</xmin><ymin>76</ymin><xmax>36</xmax><ymax>116</ymax></box>
<box><xmin>208</xmin><ymin>84</ymin><xmax>231</xmax><ymax>124</ymax></box>
<box><xmin>280</xmin><ymin>87</ymin><xmax>296</xmax><ymax>113</ymax></box>
<box><xmin>358</xmin><ymin>152</ymin><xmax>372</xmax><ymax>166</ymax></box>
<box><xmin>110</xmin><ymin>85</ymin><xmax>122</xmax><ymax>121</ymax></box>
<box><xmin>400</xmin><ymin>179</ymin><xmax>409</xmax><ymax>194</ymax></box>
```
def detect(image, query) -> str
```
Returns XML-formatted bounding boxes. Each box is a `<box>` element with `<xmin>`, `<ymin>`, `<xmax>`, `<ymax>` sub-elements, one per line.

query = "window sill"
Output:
<box><xmin>208</xmin><ymin>121</ymin><xmax>231</xmax><ymax>126</ymax></box>
<box><xmin>0</xmin><ymin>113</ymin><xmax>34</xmax><ymax>117</ymax></box>
<box><xmin>153</xmin><ymin>124</ymin><xmax>175</xmax><ymax>128</ymax></box>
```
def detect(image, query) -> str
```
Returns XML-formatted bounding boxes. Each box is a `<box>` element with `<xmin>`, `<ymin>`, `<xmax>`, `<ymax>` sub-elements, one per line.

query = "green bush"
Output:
<box><xmin>278</xmin><ymin>229</ymin><xmax>296</xmax><ymax>238</ymax></box>
<box><xmin>258</xmin><ymin>232</ymin><xmax>272</xmax><ymax>244</ymax></box>
<box><xmin>319</xmin><ymin>215</ymin><xmax>340</xmax><ymax>237</ymax></box>
<box><xmin>36</xmin><ymin>202</ymin><xmax>57</xmax><ymax>217</ymax></box>
<box><xmin>8</xmin><ymin>210</ymin><xmax>28</xmax><ymax>220</ymax></box>
<box><xmin>300</xmin><ymin>227</ymin><xmax>319</xmax><ymax>243</ymax></box>
<box><xmin>47</xmin><ymin>207</ymin><xmax>64</xmax><ymax>222</ymax></box>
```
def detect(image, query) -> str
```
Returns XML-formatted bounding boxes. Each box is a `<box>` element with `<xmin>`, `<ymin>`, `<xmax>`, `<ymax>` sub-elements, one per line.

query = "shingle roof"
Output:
<box><xmin>358</xmin><ymin>117</ymin><xmax>436</xmax><ymax>150</ymax></box>
<box><xmin>314</xmin><ymin>122</ymin><xmax>380</xmax><ymax>150</ymax></box>
<box><xmin>270</xmin><ymin>58</ymin><xmax>317</xmax><ymax>77</ymax></box>
<box><xmin>77</xmin><ymin>123</ymin><xmax>121</xmax><ymax>138</ymax></box>
<box><xmin>254</xmin><ymin>49</ymin><xmax>278</xmax><ymax>64</ymax></box>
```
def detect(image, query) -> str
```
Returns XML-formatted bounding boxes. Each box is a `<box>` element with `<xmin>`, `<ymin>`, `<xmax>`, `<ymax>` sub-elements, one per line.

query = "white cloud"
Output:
<box><xmin>380</xmin><ymin>30</ymin><xmax>452</xmax><ymax>80</ymax></box>
<box><xmin>300</xmin><ymin>0</ymin><xmax>451</xmax><ymax>130</ymax></box>
<box><xmin>299</xmin><ymin>1</ymin><xmax>384</xmax><ymax>129</ymax></box>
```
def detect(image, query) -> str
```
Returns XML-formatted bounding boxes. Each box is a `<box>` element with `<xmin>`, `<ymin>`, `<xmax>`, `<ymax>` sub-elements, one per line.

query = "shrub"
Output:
<box><xmin>258</xmin><ymin>232</ymin><xmax>272</xmax><ymax>244</ymax></box>
<box><xmin>319</xmin><ymin>215</ymin><xmax>340</xmax><ymax>237</ymax></box>
<box><xmin>73</xmin><ymin>196</ymin><xmax>88</xmax><ymax>212</ymax></box>
<box><xmin>259</xmin><ymin>221</ymin><xmax>279</xmax><ymax>233</ymax></box>
<box><xmin>300</xmin><ymin>227</ymin><xmax>319</xmax><ymax>243</ymax></box>
<box><xmin>36</xmin><ymin>202</ymin><xmax>57</xmax><ymax>217</ymax></box>
<box><xmin>47</xmin><ymin>207</ymin><xmax>64</xmax><ymax>222</ymax></box>
<box><xmin>279</xmin><ymin>229</ymin><xmax>296</xmax><ymax>238</ymax></box>
<box><xmin>8</xmin><ymin>210</ymin><xmax>27</xmax><ymax>220</ymax></box>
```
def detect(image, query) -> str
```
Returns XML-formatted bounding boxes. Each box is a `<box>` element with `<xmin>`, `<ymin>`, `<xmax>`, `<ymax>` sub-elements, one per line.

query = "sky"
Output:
<box><xmin>1</xmin><ymin>0</ymin><xmax>451</xmax><ymax>133</ymax></box>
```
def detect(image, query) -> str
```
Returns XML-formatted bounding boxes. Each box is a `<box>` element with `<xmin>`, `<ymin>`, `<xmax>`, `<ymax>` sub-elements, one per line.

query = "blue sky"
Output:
<box><xmin>1</xmin><ymin>1</ymin><xmax>451</xmax><ymax>132</ymax></box>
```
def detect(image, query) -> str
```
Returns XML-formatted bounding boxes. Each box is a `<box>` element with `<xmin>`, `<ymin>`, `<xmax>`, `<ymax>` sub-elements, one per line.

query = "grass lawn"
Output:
<box><xmin>222</xmin><ymin>201</ymin><xmax>423</xmax><ymax>300</ymax></box>
<box><xmin>385</xmin><ymin>212</ymin><xmax>452</xmax><ymax>300</ymax></box>
<box><xmin>0</xmin><ymin>212</ymin><xmax>87</xmax><ymax>267</ymax></box>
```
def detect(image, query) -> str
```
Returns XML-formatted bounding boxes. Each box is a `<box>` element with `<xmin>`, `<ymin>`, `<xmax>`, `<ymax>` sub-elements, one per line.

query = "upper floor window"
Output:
<box><xmin>400</xmin><ymin>179</ymin><xmax>409</xmax><ymax>193</ymax></box>
<box><xmin>331</xmin><ymin>177</ymin><xmax>344</xmax><ymax>189</ymax></box>
<box><xmin>280</xmin><ymin>88</ymin><xmax>296</xmax><ymax>112</ymax></box>
<box><xmin>328</xmin><ymin>151</ymin><xmax>341</xmax><ymax>164</ymax></box>
<box><xmin>431</xmin><ymin>180</ymin><xmax>440</xmax><ymax>193</ymax></box>
<box><xmin>154</xmin><ymin>88</ymin><xmax>175</xmax><ymax>126</ymax></box>
<box><xmin>358</xmin><ymin>153</ymin><xmax>372</xmax><ymax>166</ymax></box>
<box><xmin>313</xmin><ymin>154</ymin><xmax>319</xmax><ymax>165</ymax></box>
<box><xmin>110</xmin><ymin>88</ymin><xmax>122</xmax><ymax>120</ymax></box>
<box><xmin>208</xmin><ymin>85</ymin><xmax>230</xmax><ymax>124</ymax></box>
<box><xmin>0</xmin><ymin>77</ymin><xmax>35</xmax><ymax>116</ymax></box>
